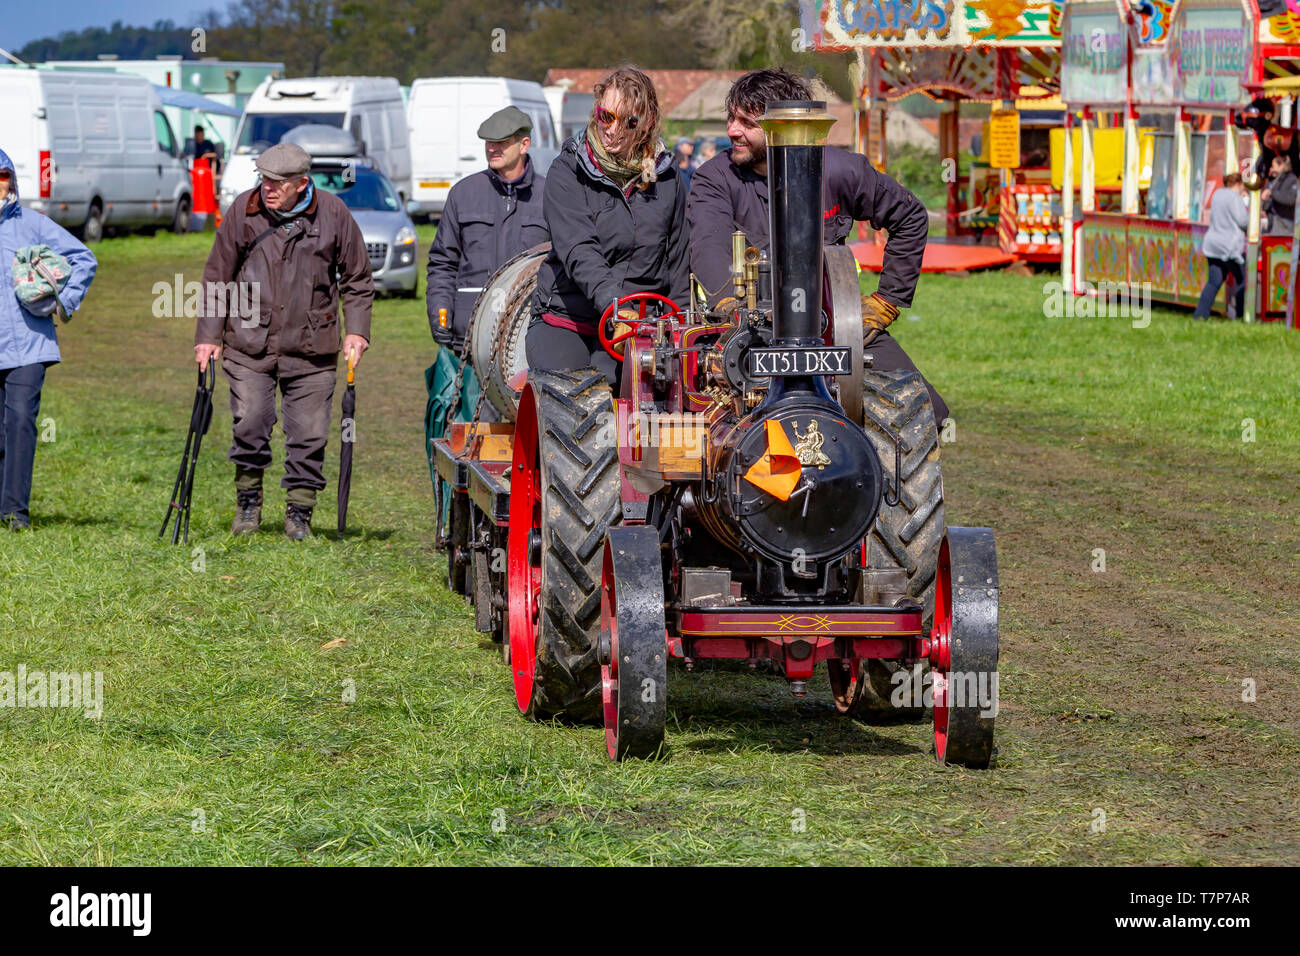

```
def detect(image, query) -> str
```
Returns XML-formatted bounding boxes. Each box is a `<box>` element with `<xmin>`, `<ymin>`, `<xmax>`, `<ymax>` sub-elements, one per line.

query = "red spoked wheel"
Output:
<box><xmin>930</xmin><ymin>527</ymin><xmax>999</xmax><ymax>768</ymax></box>
<box><xmin>600</xmin><ymin>526</ymin><xmax>667</xmax><ymax>760</ymax></box>
<box><xmin>507</xmin><ymin>388</ymin><xmax>543</xmax><ymax>714</ymax></box>
<box><xmin>598</xmin><ymin>292</ymin><xmax>683</xmax><ymax>362</ymax></box>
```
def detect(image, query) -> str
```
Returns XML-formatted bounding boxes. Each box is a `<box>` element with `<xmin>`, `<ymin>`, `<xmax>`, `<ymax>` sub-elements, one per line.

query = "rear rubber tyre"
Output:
<box><xmin>856</xmin><ymin>369</ymin><xmax>945</xmax><ymax>720</ymax></box>
<box><xmin>433</xmin><ymin>477</ymin><xmax>449</xmax><ymax>550</ymax></box>
<box><xmin>827</xmin><ymin>658</ymin><xmax>862</xmax><ymax>714</ymax></box>
<box><xmin>508</xmin><ymin>369</ymin><xmax>619</xmax><ymax>720</ymax></box>
<box><xmin>447</xmin><ymin>490</ymin><xmax>469</xmax><ymax>595</ymax></box>
<box><xmin>473</xmin><ymin>546</ymin><xmax>494</xmax><ymax>635</ymax></box>
<box><xmin>600</xmin><ymin>527</ymin><xmax>667</xmax><ymax>760</ymax></box>
<box><xmin>79</xmin><ymin>202</ymin><xmax>104</xmax><ymax>244</ymax></box>
<box><xmin>172</xmin><ymin>195</ymin><xmax>192</xmax><ymax>234</ymax></box>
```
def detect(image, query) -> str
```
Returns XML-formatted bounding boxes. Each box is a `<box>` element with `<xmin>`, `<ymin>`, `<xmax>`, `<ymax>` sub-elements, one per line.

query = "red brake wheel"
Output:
<box><xmin>598</xmin><ymin>292</ymin><xmax>683</xmax><ymax>362</ymax></box>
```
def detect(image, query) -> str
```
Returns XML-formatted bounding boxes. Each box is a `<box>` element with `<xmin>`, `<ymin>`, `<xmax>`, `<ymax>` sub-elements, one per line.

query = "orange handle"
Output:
<box><xmin>347</xmin><ymin>355</ymin><xmax>355</xmax><ymax>385</ymax></box>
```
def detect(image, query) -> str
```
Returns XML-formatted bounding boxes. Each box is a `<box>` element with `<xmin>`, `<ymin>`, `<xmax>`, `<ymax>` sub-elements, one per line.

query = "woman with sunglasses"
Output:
<box><xmin>528</xmin><ymin>67</ymin><xmax>689</xmax><ymax>385</ymax></box>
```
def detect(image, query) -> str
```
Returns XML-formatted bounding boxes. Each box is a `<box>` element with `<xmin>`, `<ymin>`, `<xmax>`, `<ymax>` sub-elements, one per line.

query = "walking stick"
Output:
<box><xmin>160</xmin><ymin>363</ymin><xmax>216</xmax><ymax>544</ymax></box>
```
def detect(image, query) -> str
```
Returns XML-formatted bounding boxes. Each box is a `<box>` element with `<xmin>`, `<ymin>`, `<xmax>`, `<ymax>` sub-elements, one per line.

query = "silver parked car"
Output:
<box><xmin>310</xmin><ymin>160</ymin><xmax>419</xmax><ymax>298</ymax></box>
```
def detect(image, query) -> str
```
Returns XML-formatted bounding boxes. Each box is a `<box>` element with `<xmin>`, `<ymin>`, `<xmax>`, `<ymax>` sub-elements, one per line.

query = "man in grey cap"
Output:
<box><xmin>195</xmin><ymin>141</ymin><xmax>374</xmax><ymax>539</ymax></box>
<box><xmin>426</xmin><ymin>105</ymin><xmax>548</xmax><ymax>419</ymax></box>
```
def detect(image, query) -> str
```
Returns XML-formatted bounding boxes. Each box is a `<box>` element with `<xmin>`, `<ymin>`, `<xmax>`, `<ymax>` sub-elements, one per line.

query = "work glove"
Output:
<box><xmin>712</xmin><ymin>296</ymin><xmax>742</xmax><ymax>317</ymax></box>
<box><xmin>610</xmin><ymin>308</ymin><xmax>639</xmax><ymax>356</ymax></box>
<box><xmin>861</xmin><ymin>292</ymin><xmax>900</xmax><ymax>336</ymax></box>
<box><xmin>432</xmin><ymin>304</ymin><xmax>454</xmax><ymax>347</ymax></box>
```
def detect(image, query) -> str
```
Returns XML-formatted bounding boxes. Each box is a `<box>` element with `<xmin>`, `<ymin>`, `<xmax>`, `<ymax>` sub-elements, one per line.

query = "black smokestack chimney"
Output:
<box><xmin>759</xmin><ymin>101</ymin><xmax>835</xmax><ymax>345</ymax></box>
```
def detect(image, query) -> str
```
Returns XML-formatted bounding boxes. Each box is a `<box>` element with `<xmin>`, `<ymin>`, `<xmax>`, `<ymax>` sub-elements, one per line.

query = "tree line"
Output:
<box><xmin>16</xmin><ymin>0</ymin><xmax>846</xmax><ymax>87</ymax></box>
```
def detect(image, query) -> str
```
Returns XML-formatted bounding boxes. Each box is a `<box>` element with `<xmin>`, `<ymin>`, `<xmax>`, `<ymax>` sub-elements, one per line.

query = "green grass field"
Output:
<box><xmin>0</xmin><ymin>228</ymin><xmax>1296</xmax><ymax>865</ymax></box>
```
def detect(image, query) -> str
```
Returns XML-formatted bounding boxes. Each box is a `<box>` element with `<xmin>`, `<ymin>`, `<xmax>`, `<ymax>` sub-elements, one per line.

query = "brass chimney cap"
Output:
<box><xmin>759</xmin><ymin>100</ymin><xmax>836</xmax><ymax>147</ymax></box>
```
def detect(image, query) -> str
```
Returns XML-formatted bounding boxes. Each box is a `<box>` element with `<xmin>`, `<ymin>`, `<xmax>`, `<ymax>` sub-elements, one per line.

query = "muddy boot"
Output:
<box><xmin>231</xmin><ymin>489</ymin><xmax>262</xmax><ymax>535</ymax></box>
<box><xmin>284</xmin><ymin>504</ymin><xmax>313</xmax><ymax>540</ymax></box>
<box><xmin>232</xmin><ymin>467</ymin><xmax>263</xmax><ymax>535</ymax></box>
<box><xmin>284</xmin><ymin>488</ymin><xmax>317</xmax><ymax>540</ymax></box>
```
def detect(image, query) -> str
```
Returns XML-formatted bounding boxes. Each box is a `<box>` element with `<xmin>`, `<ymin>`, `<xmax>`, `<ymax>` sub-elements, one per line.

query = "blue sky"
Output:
<box><xmin>3</xmin><ymin>1</ymin><xmax>203</xmax><ymax>52</ymax></box>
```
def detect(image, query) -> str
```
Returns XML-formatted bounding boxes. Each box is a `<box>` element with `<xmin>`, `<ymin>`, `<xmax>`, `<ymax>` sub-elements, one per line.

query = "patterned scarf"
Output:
<box><xmin>585</xmin><ymin>125</ymin><xmax>664</xmax><ymax>191</ymax></box>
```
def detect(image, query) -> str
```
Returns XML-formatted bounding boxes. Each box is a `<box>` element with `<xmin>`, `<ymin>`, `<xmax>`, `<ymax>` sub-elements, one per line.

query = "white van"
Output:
<box><xmin>219</xmin><ymin>76</ymin><xmax>411</xmax><ymax>212</ymax></box>
<box><xmin>407</xmin><ymin>77</ymin><xmax>560</xmax><ymax>217</ymax></box>
<box><xmin>543</xmin><ymin>85</ymin><xmax>596</xmax><ymax>144</ymax></box>
<box><xmin>0</xmin><ymin>68</ymin><xmax>191</xmax><ymax>240</ymax></box>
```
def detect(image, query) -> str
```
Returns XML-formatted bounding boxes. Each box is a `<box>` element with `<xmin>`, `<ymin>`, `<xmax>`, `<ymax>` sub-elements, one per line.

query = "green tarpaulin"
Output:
<box><xmin>425</xmin><ymin>346</ymin><xmax>483</xmax><ymax>534</ymax></box>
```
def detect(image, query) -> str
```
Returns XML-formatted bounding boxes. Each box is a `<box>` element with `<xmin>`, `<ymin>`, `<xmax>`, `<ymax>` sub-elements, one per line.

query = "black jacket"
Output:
<box><xmin>687</xmin><ymin>146</ymin><xmax>929</xmax><ymax>309</ymax></box>
<box><xmin>533</xmin><ymin>136</ymin><xmax>690</xmax><ymax>332</ymax></box>
<box><xmin>1265</xmin><ymin>170</ymin><xmax>1298</xmax><ymax>235</ymax></box>
<box><xmin>426</xmin><ymin>156</ymin><xmax>548</xmax><ymax>339</ymax></box>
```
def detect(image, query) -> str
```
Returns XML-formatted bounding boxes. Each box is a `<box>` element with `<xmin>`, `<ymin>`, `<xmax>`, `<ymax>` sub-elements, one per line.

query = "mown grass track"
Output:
<box><xmin>0</xmin><ymin>228</ymin><xmax>1296</xmax><ymax>865</ymax></box>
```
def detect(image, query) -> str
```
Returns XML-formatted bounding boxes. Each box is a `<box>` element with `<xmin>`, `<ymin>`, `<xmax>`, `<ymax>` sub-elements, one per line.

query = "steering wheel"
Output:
<box><xmin>598</xmin><ymin>292</ymin><xmax>684</xmax><ymax>362</ymax></box>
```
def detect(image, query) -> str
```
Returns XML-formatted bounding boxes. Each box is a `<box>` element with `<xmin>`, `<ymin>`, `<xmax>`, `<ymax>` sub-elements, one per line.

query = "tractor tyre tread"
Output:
<box><xmin>531</xmin><ymin>369</ymin><xmax>619</xmax><ymax>721</ymax></box>
<box><xmin>859</xmin><ymin>368</ymin><xmax>946</xmax><ymax>717</ymax></box>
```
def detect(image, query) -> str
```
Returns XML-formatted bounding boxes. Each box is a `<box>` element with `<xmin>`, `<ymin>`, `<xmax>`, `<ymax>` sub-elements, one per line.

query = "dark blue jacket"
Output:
<box><xmin>687</xmin><ymin>146</ymin><xmax>928</xmax><ymax>309</ymax></box>
<box><xmin>426</xmin><ymin>156</ymin><xmax>547</xmax><ymax>340</ymax></box>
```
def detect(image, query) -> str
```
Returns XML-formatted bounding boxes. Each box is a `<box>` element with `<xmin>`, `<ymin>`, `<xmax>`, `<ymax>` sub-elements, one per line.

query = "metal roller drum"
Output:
<box><xmin>467</xmin><ymin>242</ymin><xmax>550</xmax><ymax>422</ymax></box>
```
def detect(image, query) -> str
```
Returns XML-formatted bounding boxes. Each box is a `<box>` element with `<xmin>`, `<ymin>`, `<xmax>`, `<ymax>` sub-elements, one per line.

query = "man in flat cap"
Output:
<box><xmin>426</xmin><ymin>105</ymin><xmax>548</xmax><ymax>420</ymax></box>
<box><xmin>195</xmin><ymin>141</ymin><xmax>374</xmax><ymax>539</ymax></box>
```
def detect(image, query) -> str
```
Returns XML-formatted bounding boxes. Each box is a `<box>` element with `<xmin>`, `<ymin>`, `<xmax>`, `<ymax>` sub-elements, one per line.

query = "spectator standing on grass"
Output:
<box><xmin>195</xmin><ymin>143</ymin><xmax>373</xmax><ymax>540</ymax></box>
<box><xmin>1262</xmin><ymin>154</ymin><xmax>1297</xmax><ymax>236</ymax></box>
<box><xmin>673</xmin><ymin>137</ymin><xmax>696</xmax><ymax>193</ymax></box>
<box><xmin>1194</xmin><ymin>173</ymin><xmax>1249</xmax><ymax>320</ymax></box>
<box><xmin>0</xmin><ymin>149</ymin><xmax>97</xmax><ymax>531</ymax></box>
<box><xmin>191</xmin><ymin>126</ymin><xmax>223</xmax><ymax>178</ymax></box>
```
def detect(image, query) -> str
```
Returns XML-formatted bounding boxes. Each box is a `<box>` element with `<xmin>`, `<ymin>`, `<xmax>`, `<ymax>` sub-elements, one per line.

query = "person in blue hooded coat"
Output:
<box><xmin>0</xmin><ymin>148</ymin><xmax>97</xmax><ymax>530</ymax></box>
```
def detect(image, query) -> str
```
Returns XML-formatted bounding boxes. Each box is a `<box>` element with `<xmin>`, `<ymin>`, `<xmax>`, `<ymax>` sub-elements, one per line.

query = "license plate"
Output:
<box><xmin>420</xmin><ymin>180</ymin><xmax>451</xmax><ymax>189</ymax></box>
<box><xmin>745</xmin><ymin>346</ymin><xmax>851</xmax><ymax>377</ymax></box>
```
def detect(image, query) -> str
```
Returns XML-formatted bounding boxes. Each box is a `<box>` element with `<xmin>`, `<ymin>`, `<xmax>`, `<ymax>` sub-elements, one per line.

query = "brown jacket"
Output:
<box><xmin>196</xmin><ymin>186</ymin><xmax>373</xmax><ymax>358</ymax></box>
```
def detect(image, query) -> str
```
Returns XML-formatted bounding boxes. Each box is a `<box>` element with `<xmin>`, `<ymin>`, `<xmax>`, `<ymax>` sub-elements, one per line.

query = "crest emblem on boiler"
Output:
<box><xmin>791</xmin><ymin>419</ymin><xmax>831</xmax><ymax>468</ymax></box>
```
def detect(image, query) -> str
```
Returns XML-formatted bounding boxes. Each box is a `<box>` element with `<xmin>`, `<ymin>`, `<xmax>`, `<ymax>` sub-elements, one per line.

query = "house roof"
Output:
<box><xmin>544</xmin><ymin>69</ymin><xmax>747</xmax><ymax>115</ymax></box>
<box><xmin>544</xmin><ymin>68</ymin><xmax>947</xmax><ymax>152</ymax></box>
